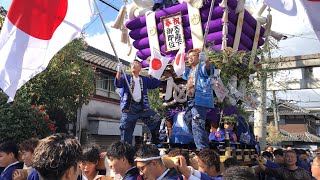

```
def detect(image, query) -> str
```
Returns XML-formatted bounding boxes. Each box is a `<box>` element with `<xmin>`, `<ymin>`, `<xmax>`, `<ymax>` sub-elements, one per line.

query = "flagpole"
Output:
<box><xmin>194</xmin><ymin>0</ymin><xmax>215</xmax><ymax>90</ymax></box>
<box><xmin>93</xmin><ymin>0</ymin><xmax>133</xmax><ymax>96</ymax></box>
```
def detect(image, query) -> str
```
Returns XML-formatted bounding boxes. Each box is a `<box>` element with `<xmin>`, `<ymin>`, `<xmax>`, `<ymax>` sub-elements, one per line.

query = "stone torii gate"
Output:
<box><xmin>255</xmin><ymin>53</ymin><xmax>320</xmax><ymax>150</ymax></box>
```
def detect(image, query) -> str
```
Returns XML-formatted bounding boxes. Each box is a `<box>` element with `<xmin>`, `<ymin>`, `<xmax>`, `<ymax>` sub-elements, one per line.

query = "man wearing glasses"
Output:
<box><xmin>135</xmin><ymin>144</ymin><xmax>182</xmax><ymax>180</ymax></box>
<box><xmin>115</xmin><ymin>59</ymin><xmax>162</xmax><ymax>145</ymax></box>
<box><xmin>182</xmin><ymin>49</ymin><xmax>214</xmax><ymax>150</ymax></box>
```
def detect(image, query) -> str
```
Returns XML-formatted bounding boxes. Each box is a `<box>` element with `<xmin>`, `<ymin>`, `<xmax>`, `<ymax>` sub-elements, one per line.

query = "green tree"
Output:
<box><xmin>0</xmin><ymin>99</ymin><xmax>55</xmax><ymax>143</ymax></box>
<box><xmin>0</xmin><ymin>38</ymin><xmax>95</xmax><ymax>138</ymax></box>
<box><xmin>16</xmin><ymin>38</ymin><xmax>95</xmax><ymax>119</ymax></box>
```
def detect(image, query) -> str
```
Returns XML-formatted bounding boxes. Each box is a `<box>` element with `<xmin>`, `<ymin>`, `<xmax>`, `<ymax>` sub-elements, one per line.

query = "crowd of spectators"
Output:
<box><xmin>0</xmin><ymin>135</ymin><xmax>319</xmax><ymax>180</ymax></box>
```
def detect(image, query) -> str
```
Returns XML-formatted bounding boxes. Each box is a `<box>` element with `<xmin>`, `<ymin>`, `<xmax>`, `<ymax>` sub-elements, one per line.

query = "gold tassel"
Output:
<box><xmin>121</xmin><ymin>25</ymin><xmax>128</xmax><ymax>44</ymax></box>
<box><xmin>112</xmin><ymin>5</ymin><xmax>127</xmax><ymax>29</ymax></box>
<box><xmin>263</xmin><ymin>12</ymin><xmax>272</xmax><ymax>37</ymax></box>
<box><xmin>127</xmin><ymin>37</ymin><xmax>133</xmax><ymax>56</ymax></box>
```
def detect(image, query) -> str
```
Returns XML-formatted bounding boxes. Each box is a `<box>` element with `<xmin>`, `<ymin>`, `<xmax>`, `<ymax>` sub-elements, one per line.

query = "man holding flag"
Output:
<box><xmin>182</xmin><ymin>49</ymin><xmax>214</xmax><ymax>150</ymax></box>
<box><xmin>114</xmin><ymin>59</ymin><xmax>162</xmax><ymax>145</ymax></box>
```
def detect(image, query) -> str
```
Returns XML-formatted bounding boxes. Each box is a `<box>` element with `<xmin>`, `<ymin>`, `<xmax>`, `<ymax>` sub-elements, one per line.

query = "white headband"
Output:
<box><xmin>134</xmin><ymin>156</ymin><xmax>162</xmax><ymax>162</ymax></box>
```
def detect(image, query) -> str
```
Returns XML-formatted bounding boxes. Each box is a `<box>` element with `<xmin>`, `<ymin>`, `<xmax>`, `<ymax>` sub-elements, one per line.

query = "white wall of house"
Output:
<box><xmin>77</xmin><ymin>98</ymin><xmax>144</xmax><ymax>145</ymax></box>
<box><xmin>78</xmin><ymin>99</ymin><xmax>121</xmax><ymax>129</ymax></box>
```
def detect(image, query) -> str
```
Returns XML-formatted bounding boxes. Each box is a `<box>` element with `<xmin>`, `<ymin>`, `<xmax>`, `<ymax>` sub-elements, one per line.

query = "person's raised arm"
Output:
<box><xmin>199</xmin><ymin>52</ymin><xmax>210</xmax><ymax>71</ymax></box>
<box><xmin>116</xmin><ymin>63</ymin><xmax>123</xmax><ymax>81</ymax></box>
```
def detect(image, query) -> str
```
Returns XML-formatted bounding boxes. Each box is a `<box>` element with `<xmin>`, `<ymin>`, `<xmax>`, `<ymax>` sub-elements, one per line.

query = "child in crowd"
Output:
<box><xmin>13</xmin><ymin>138</ymin><xmax>40</xmax><ymax>180</ymax></box>
<box><xmin>78</xmin><ymin>144</ymin><xmax>103</xmax><ymax>180</ymax></box>
<box><xmin>0</xmin><ymin>141</ymin><xmax>24</xmax><ymax>179</ymax></box>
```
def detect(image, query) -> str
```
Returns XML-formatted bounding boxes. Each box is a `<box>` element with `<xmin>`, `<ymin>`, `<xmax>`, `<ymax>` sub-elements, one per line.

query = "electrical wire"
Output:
<box><xmin>82</xmin><ymin>0</ymin><xmax>121</xmax><ymax>33</ymax></box>
<box><xmin>82</xmin><ymin>7</ymin><xmax>108</xmax><ymax>33</ymax></box>
<box><xmin>282</xmin><ymin>33</ymin><xmax>319</xmax><ymax>41</ymax></box>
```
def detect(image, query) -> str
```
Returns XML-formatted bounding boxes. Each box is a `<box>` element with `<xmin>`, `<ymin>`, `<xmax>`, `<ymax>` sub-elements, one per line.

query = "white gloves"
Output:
<box><xmin>117</xmin><ymin>63</ymin><xmax>123</xmax><ymax>72</ymax></box>
<box><xmin>199</xmin><ymin>52</ymin><xmax>208</xmax><ymax>62</ymax></box>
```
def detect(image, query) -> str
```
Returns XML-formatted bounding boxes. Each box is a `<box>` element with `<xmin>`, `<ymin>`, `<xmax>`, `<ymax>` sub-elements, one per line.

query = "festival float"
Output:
<box><xmin>113</xmin><ymin>0</ymin><xmax>273</xmax><ymax>164</ymax></box>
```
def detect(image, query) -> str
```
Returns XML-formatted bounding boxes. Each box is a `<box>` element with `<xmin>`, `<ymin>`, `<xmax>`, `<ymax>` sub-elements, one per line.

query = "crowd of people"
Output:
<box><xmin>0</xmin><ymin>134</ymin><xmax>319</xmax><ymax>180</ymax></box>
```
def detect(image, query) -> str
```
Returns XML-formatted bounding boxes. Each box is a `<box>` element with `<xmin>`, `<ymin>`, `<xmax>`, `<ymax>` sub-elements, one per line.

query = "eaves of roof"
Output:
<box><xmin>280</xmin><ymin>129</ymin><xmax>320</xmax><ymax>143</ymax></box>
<box><xmin>80</xmin><ymin>46</ymin><xmax>130</xmax><ymax>71</ymax></box>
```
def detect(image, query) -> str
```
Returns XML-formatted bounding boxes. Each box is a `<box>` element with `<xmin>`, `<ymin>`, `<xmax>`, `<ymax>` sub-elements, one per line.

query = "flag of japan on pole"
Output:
<box><xmin>0</xmin><ymin>0</ymin><xmax>93</xmax><ymax>102</ymax></box>
<box><xmin>173</xmin><ymin>45</ymin><xmax>186</xmax><ymax>77</ymax></box>
<box><xmin>148</xmin><ymin>48</ymin><xmax>170</xmax><ymax>80</ymax></box>
<box><xmin>262</xmin><ymin>0</ymin><xmax>297</xmax><ymax>16</ymax></box>
<box><xmin>300</xmin><ymin>0</ymin><xmax>320</xmax><ymax>41</ymax></box>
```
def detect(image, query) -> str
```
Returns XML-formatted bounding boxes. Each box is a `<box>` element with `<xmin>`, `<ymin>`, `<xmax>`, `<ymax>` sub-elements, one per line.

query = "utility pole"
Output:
<box><xmin>254</xmin><ymin>70</ymin><xmax>267</xmax><ymax>151</ymax></box>
<box><xmin>272</xmin><ymin>90</ymin><xmax>279</xmax><ymax>131</ymax></box>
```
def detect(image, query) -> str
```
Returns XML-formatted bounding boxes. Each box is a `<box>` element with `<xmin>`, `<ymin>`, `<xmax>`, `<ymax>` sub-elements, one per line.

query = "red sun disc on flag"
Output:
<box><xmin>7</xmin><ymin>0</ymin><xmax>68</xmax><ymax>40</ymax></box>
<box><xmin>175</xmin><ymin>53</ymin><xmax>184</xmax><ymax>66</ymax></box>
<box><xmin>151</xmin><ymin>58</ymin><xmax>162</xmax><ymax>70</ymax></box>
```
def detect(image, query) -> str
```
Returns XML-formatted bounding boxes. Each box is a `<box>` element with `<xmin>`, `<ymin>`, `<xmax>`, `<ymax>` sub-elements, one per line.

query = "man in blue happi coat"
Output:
<box><xmin>115</xmin><ymin>59</ymin><xmax>162</xmax><ymax>144</ymax></box>
<box><xmin>182</xmin><ymin>49</ymin><xmax>214</xmax><ymax>150</ymax></box>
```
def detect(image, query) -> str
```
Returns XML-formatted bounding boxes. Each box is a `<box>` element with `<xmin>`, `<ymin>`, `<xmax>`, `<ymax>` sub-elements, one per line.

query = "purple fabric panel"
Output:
<box><xmin>129</xmin><ymin>23</ymin><xmax>162</xmax><ymax>40</ymax></box>
<box><xmin>237</xmin><ymin>43</ymin><xmax>250</xmax><ymax>51</ymax></box>
<box><xmin>137</xmin><ymin>40</ymin><xmax>250</xmax><ymax>60</ymax></box>
<box><xmin>129</xmin><ymin>15</ymin><xmax>190</xmax><ymax>40</ymax></box>
<box><xmin>207</xmin><ymin>108</ymin><xmax>220</xmax><ymax>123</ymax></box>
<box><xmin>200</xmin><ymin>6</ymin><xmax>237</xmax><ymax>23</ymax></box>
<box><xmin>126</xmin><ymin>3</ymin><xmax>265</xmax><ymax>41</ymax></box>
<box><xmin>239</xmin><ymin>22</ymin><xmax>265</xmax><ymax>47</ymax></box>
<box><xmin>223</xmin><ymin>105</ymin><xmax>239</xmax><ymax>116</ymax></box>
<box><xmin>243</xmin><ymin>10</ymin><xmax>265</xmax><ymax>35</ymax></box>
<box><xmin>129</xmin><ymin>7</ymin><xmax>230</xmax><ymax>40</ymax></box>
<box><xmin>141</xmin><ymin>59</ymin><xmax>150</xmax><ymax>67</ymax></box>
<box><xmin>132</xmin><ymin>19</ymin><xmax>238</xmax><ymax>50</ymax></box>
<box><xmin>126</xmin><ymin>4</ymin><xmax>231</xmax><ymax>30</ymax></box>
<box><xmin>136</xmin><ymin>32</ymin><xmax>250</xmax><ymax>60</ymax></box>
<box><xmin>239</xmin><ymin>32</ymin><xmax>265</xmax><ymax>49</ymax></box>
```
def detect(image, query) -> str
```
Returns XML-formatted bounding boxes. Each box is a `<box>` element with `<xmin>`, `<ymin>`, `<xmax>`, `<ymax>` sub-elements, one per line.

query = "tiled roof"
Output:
<box><xmin>266</xmin><ymin>100</ymin><xmax>320</xmax><ymax>119</ymax></box>
<box><xmin>80</xmin><ymin>46</ymin><xmax>130</xmax><ymax>71</ymax></box>
<box><xmin>266</xmin><ymin>110</ymin><xmax>317</xmax><ymax>116</ymax></box>
<box><xmin>280</xmin><ymin>129</ymin><xmax>320</xmax><ymax>143</ymax></box>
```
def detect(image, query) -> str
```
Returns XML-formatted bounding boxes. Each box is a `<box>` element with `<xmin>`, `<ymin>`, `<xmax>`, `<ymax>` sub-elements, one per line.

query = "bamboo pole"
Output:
<box><xmin>93</xmin><ymin>0</ymin><xmax>133</xmax><ymax>96</ymax></box>
<box><xmin>194</xmin><ymin>0</ymin><xmax>216</xmax><ymax>90</ymax></box>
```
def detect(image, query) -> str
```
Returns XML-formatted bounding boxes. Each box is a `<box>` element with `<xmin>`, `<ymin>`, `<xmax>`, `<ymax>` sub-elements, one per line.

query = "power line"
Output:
<box><xmin>82</xmin><ymin>0</ymin><xmax>120</xmax><ymax>33</ymax></box>
<box><xmin>282</xmin><ymin>33</ymin><xmax>319</xmax><ymax>41</ymax></box>
<box><xmin>98</xmin><ymin>0</ymin><xmax>120</xmax><ymax>11</ymax></box>
<box><xmin>312</xmin><ymin>89</ymin><xmax>320</xmax><ymax>98</ymax></box>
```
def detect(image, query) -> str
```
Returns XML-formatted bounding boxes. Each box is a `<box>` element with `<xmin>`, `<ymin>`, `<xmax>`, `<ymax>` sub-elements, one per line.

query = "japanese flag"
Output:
<box><xmin>300</xmin><ymin>0</ymin><xmax>320</xmax><ymax>40</ymax></box>
<box><xmin>148</xmin><ymin>48</ymin><xmax>170</xmax><ymax>80</ymax></box>
<box><xmin>262</xmin><ymin>0</ymin><xmax>297</xmax><ymax>16</ymax></box>
<box><xmin>173</xmin><ymin>45</ymin><xmax>186</xmax><ymax>77</ymax></box>
<box><xmin>0</xmin><ymin>0</ymin><xmax>93</xmax><ymax>102</ymax></box>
